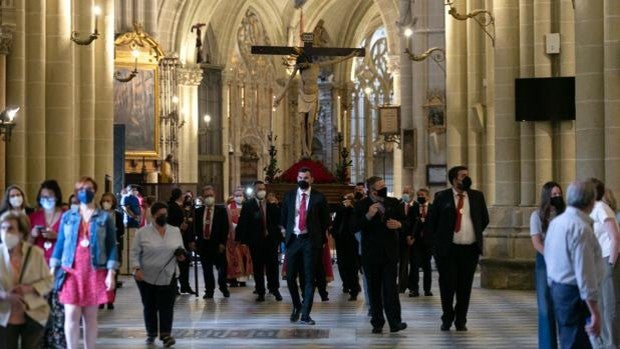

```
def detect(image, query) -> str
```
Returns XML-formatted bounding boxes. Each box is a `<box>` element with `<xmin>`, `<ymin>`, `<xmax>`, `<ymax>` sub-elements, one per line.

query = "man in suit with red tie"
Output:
<box><xmin>280</xmin><ymin>167</ymin><xmax>330</xmax><ymax>325</ymax></box>
<box><xmin>236</xmin><ymin>181</ymin><xmax>283</xmax><ymax>302</ymax></box>
<box><xmin>194</xmin><ymin>185</ymin><xmax>230</xmax><ymax>299</ymax></box>
<box><xmin>408</xmin><ymin>188</ymin><xmax>433</xmax><ymax>297</ymax></box>
<box><xmin>428</xmin><ymin>166</ymin><xmax>489</xmax><ymax>331</ymax></box>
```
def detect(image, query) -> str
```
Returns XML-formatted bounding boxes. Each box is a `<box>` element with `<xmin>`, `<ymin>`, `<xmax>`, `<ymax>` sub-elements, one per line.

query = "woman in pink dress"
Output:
<box><xmin>49</xmin><ymin>177</ymin><xmax>119</xmax><ymax>349</ymax></box>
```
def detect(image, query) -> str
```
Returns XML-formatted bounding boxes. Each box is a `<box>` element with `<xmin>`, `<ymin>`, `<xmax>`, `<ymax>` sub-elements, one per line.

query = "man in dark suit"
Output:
<box><xmin>167</xmin><ymin>188</ymin><xmax>196</xmax><ymax>295</ymax></box>
<box><xmin>408</xmin><ymin>188</ymin><xmax>433</xmax><ymax>297</ymax></box>
<box><xmin>428</xmin><ymin>165</ymin><xmax>489</xmax><ymax>331</ymax></box>
<box><xmin>355</xmin><ymin>176</ymin><xmax>408</xmax><ymax>334</ymax></box>
<box><xmin>398</xmin><ymin>185</ymin><xmax>416</xmax><ymax>293</ymax></box>
<box><xmin>331</xmin><ymin>193</ymin><xmax>361</xmax><ymax>301</ymax></box>
<box><xmin>281</xmin><ymin>167</ymin><xmax>330</xmax><ymax>325</ymax></box>
<box><xmin>236</xmin><ymin>181</ymin><xmax>283</xmax><ymax>302</ymax></box>
<box><xmin>194</xmin><ymin>185</ymin><xmax>230</xmax><ymax>299</ymax></box>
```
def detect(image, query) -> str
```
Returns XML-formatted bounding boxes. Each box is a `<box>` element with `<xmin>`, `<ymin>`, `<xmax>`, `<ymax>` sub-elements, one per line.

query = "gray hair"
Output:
<box><xmin>566</xmin><ymin>180</ymin><xmax>596</xmax><ymax>209</ymax></box>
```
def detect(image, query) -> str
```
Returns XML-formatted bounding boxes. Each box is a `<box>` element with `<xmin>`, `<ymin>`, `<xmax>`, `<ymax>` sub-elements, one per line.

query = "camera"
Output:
<box><xmin>174</xmin><ymin>247</ymin><xmax>186</xmax><ymax>257</ymax></box>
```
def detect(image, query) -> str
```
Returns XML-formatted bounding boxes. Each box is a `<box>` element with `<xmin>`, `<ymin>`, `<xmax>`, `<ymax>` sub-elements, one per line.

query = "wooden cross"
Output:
<box><xmin>251</xmin><ymin>32</ymin><xmax>365</xmax><ymax>59</ymax></box>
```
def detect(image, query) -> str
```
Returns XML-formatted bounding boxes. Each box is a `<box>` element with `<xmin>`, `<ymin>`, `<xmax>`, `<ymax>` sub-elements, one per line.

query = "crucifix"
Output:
<box><xmin>252</xmin><ymin>33</ymin><xmax>365</xmax><ymax>158</ymax></box>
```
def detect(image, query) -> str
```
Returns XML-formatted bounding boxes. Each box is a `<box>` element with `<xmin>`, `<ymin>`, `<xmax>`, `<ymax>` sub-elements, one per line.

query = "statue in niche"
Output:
<box><xmin>191</xmin><ymin>23</ymin><xmax>206</xmax><ymax>63</ymax></box>
<box><xmin>274</xmin><ymin>51</ymin><xmax>356</xmax><ymax>158</ymax></box>
<box><xmin>396</xmin><ymin>0</ymin><xmax>417</xmax><ymax>28</ymax></box>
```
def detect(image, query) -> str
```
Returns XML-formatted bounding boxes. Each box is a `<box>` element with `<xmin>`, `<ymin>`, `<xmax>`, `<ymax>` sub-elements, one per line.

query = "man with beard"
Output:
<box><xmin>428</xmin><ymin>166</ymin><xmax>489</xmax><ymax>331</ymax></box>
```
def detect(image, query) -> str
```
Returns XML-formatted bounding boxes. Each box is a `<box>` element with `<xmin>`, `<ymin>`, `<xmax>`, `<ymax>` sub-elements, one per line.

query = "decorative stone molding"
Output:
<box><xmin>178</xmin><ymin>65</ymin><xmax>203</xmax><ymax>86</ymax></box>
<box><xmin>0</xmin><ymin>25</ymin><xmax>14</xmax><ymax>56</ymax></box>
<box><xmin>387</xmin><ymin>54</ymin><xmax>400</xmax><ymax>75</ymax></box>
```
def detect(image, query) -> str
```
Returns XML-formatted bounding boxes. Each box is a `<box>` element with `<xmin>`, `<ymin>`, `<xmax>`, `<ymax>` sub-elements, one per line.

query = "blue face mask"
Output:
<box><xmin>77</xmin><ymin>189</ymin><xmax>95</xmax><ymax>204</ymax></box>
<box><xmin>401</xmin><ymin>194</ymin><xmax>410</xmax><ymax>203</ymax></box>
<box><xmin>40</xmin><ymin>198</ymin><xmax>56</xmax><ymax>210</ymax></box>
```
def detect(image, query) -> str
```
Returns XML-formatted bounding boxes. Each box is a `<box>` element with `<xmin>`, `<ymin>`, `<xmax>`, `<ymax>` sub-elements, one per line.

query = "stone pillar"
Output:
<box><xmin>177</xmin><ymin>65</ymin><xmax>203</xmax><ymax>183</ymax></box>
<box><xmin>388</xmin><ymin>54</ymin><xmax>403</xmax><ymax>194</ymax></box>
<box><xmin>0</xmin><ymin>25</ymin><xmax>14</xmax><ymax>194</ymax></box>
<box><xmin>604</xmin><ymin>0</ymin><xmax>620</xmax><ymax>195</ymax></box>
<box><xmin>557</xmin><ymin>0</ymin><xmax>575</xmax><ymax>190</ymax></box>
<box><xmin>400</xmin><ymin>32</ymin><xmax>413</xmax><ymax>190</ymax></box>
<box><xmin>94</xmin><ymin>0</ymin><xmax>115</xmax><ymax>186</ymax></box>
<box><xmin>77</xmin><ymin>0</ymin><xmax>96</xmax><ymax>178</ymax></box>
<box><xmin>221</xmin><ymin>71</ymin><xmax>231</xmax><ymax>193</ymax></box>
<box><xmin>574</xmin><ymin>0</ymin><xmax>604</xmax><ymax>180</ymax></box>
<box><xmin>45</xmin><ymin>0</ymin><xmax>75</xmax><ymax>195</ymax></box>
<box><xmin>518</xmin><ymin>0</ymin><xmax>535</xmax><ymax>206</ymax></box>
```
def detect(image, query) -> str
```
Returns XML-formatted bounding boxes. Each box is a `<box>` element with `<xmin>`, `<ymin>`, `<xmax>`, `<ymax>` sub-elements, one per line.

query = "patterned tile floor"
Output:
<box><xmin>96</xmin><ymin>267</ymin><xmax>538</xmax><ymax>348</ymax></box>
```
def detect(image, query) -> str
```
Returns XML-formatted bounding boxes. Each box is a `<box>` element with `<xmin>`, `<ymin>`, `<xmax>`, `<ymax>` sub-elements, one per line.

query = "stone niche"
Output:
<box><xmin>479</xmin><ymin>205</ymin><xmax>537</xmax><ymax>290</ymax></box>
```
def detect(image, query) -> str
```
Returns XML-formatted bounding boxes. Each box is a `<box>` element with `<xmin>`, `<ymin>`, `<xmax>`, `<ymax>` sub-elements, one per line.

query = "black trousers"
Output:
<box><xmin>398</xmin><ymin>243</ymin><xmax>411</xmax><ymax>292</ymax></box>
<box><xmin>335</xmin><ymin>235</ymin><xmax>360</xmax><ymax>295</ymax></box>
<box><xmin>435</xmin><ymin>243</ymin><xmax>479</xmax><ymax>327</ymax></box>
<box><xmin>136</xmin><ymin>280</ymin><xmax>176</xmax><ymax>340</ymax></box>
<box><xmin>250</xmin><ymin>240</ymin><xmax>280</xmax><ymax>295</ymax></box>
<box><xmin>177</xmin><ymin>251</ymin><xmax>191</xmax><ymax>289</ymax></box>
<box><xmin>199</xmin><ymin>249</ymin><xmax>228</xmax><ymax>294</ymax></box>
<box><xmin>0</xmin><ymin>316</ymin><xmax>44</xmax><ymax>349</ymax></box>
<box><xmin>286</xmin><ymin>235</ymin><xmax>317</xmax><ymax>318</ymax></box>
<box><xmin>364</xmin><ymin>258</ymin><xmax>402</xmax><ymax>329</ymax></box>
<box><xmin>409</xmin><ymin>242</ymin><xmax>433</xmax><ymax>293</ymax></box>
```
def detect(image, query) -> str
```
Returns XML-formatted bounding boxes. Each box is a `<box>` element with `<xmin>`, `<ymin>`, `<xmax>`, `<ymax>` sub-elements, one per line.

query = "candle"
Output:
<box><xmin>343</xmin><ymin>110</ymin><xmax>348</xmax><ymax>142</ymax></box>
<box><xmin>337</xmin><ymin>96</ymin><xmax>341</xmax><ymax>132</ymax></box>
<box><xmin>93</xmin><ymin>6</ymin><xmax>102</xmax><ymax>34</ymax></box>
<box><xmin>271</xmin><ymin>95</ymin><xmax>275</xmax><ymax>132</ymax></box>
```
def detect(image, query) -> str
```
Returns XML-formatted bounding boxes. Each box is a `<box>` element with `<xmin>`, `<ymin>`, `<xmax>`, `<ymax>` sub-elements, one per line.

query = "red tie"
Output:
<box><xmin>404</xmin><ymin>203</ymin><xmax>409</xmax><ymax>216</ymax></box>
<box><xmin>298</xmin><ymin>193</ymin><xmax>307</xmax><ymax>232</ymax></box>
<box><xmin>204</xmin><ymin>206</ymin><xmax>212</xmax><ymax>239</ymax></box>
<box><xmin>260</xmin><ymin>201</ymin><xmax>267</xmax><ymax>238</ymax></box>
<box><xmin>454</xmin><ymin>194</ymin><xmax>464</xmax><ymax>233</ymax></box>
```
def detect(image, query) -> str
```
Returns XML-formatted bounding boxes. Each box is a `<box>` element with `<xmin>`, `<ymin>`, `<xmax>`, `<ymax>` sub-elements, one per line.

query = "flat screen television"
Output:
<box><xmin>515</xmin><ymin>77</ymin><xmax>575</xmax><ymax>121</ymax></box>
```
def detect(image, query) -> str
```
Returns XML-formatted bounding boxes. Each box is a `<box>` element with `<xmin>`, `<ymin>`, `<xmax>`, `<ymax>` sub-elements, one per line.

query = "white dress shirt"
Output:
<box><xmin>452</xmin><ymin>188</ymin><xmax>476</xmax><ymax>245</ymax></box>
<box><xmin>294</xmin><ymin>187</ymin><xmax>311</xmax><ymax>235</ymax></box>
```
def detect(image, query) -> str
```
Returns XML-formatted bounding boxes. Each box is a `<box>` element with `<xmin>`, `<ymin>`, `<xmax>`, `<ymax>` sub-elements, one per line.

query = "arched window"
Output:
<box><xmin>349</xmin><ymin>26</ymin><xmax>394</xmax><ymax>188</ymax></box>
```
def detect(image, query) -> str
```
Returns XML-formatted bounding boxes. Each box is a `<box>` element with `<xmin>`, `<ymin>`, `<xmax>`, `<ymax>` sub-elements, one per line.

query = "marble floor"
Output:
<box><xmin>96</xmin><ymin>266</ymin><xmax>538</xmax><ymax>348</ymax></box>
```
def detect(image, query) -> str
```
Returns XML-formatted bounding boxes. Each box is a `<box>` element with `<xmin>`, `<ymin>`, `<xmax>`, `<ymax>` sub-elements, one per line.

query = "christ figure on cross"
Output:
<box><xmin>273</xmin><ymin>51</ymin><xmax>357</xmax><ymax>158</ymax></box>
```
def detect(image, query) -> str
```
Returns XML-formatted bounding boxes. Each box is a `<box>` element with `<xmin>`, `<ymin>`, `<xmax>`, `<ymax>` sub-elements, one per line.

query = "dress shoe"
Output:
<box><xmin>319</xmin><ymin>292</ymin><xmax>329</xmax><ymax>302</ymax></box>
<box><xmin>390</xmin><ymin>322</ymin><xmax>407</xmax><ymax>333</ymax></box>
<box><xmin>98</xmin><ymin>304</ymin><xmax>104</xmax><ymax>309</ymax></box>
<box><xmin>299</xmin><ymin>316</ymin><xmax>316</xmax><ymax>325</ymax></box>
<box><xmin>221</xmin><ymin>289</ymin><xmax>230</xmax><ymax>298</ymax></box>
<box><xmin>455</xmin><ymin>325</ymin><xmax>468</xmax><ymax>331</ymax></box>
<box><xmin>371</xmin><ymin>327</ymin><xmax>383</xmax><ymax>334</ymax></box>
<box><xmin>290</xmin><ymin>308</ymin><xmax>301</xmax><ymax>322</ymax></box>
<box><xmin>180</xmin><ymin>287</ymin><xmax>196</xmax><ymax>295</ymax></box>
<box><xmin>256</xmin><ymin>295</ymin><xmax>265</xmax><ymax>302</ymax></box>
<box><xmin>145</xmin><ymin>336</ymin><xmax>156</xmax><ymax>345</ymax></box>
<box><xmin>440</xmin><ymin>323</ymin><xmax>451</xmax><ymax>331</ymax></box>
<box><xmin>424</xmin><ymin>291</ymin><xmax>433</xmax><ymax>296</ymax></box>
<box><xmin>203</xmin><ymin>293</ymin><xmax>214</xmax><ymax>299</ymax></box>
<box><xmin>409</xmin><ymin>291</ymin><xmax>420</xmax><ymax>297</ymax></box>
<box><xmin>348</xmin><ymin>294</ymin><xmax>358</xmax><ymax>301</ymax></box>
<box><xmin>273</xmin><ymin>291</ymin><xmax>283</xmax><ymax>301</ymax></box>
<box><xmin>239</xmin><ymin>282</ymin><xmax>246</xmax><ymax>287</ymax></box>
<box><xmin>107</xmin><ymin>303</ymin><xmax>114</xmax><ymax>310</ymax></box>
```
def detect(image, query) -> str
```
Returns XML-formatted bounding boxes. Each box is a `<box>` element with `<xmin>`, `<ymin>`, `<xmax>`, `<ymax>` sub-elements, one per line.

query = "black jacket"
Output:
<box><xmin>354</xmin><ymin>196</ymin><xmax>406</xmax><ymax>264</ymax></box>
<box><xmin>193</xmin><ymin>204</ymin><xmax>229</xmax><ymax>252</ymax></box>
<box><xmin>428</xmin><ymin>188</ymin><xmax>489</xmax><ymax>257</ymax></box>
<box><xmin>280</xmin><ymin>188</ymin><xmax>330</xmax><ymax>249</ymax></box>
<box><xmin>236</xmin><ymin>198</ymin><xmax>282</xmax><ymax>246</ymax></box>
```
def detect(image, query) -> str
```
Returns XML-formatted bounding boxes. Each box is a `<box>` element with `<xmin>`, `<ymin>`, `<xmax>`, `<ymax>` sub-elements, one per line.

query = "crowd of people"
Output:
<box><xmin>0</xmin><ymin>166</ymin><xmax>617</xmax><ymax>348</ymax></box>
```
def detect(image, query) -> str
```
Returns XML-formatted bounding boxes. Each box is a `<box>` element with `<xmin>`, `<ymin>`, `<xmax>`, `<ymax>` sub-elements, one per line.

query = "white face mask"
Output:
<box><xmin>256</xmin><ymin>190</ymin><xmax>267</xmax><ymax>200</ymax></box>
<box><xmin>9</xmin><ymin>196</ymin><xmax>23</xmax><ymax>208</ymax></box>
<box><xmin>205</xmin><ymin>197</ymin><xmax>215</xmax><ymax>206</ymax></box>
<box><xmin>233</xmin><ymin>196</ymin><xmax>243</xmax><ymax>205</ymax></box>
<box><xmin>70</xmin><ymin>204</ymin><xmax>80</xmax><ymax>212</ymax></box>
<box><xmin>2</xmin><ymin>233</ymin><xmax>21</xmax><ymax>250</ymax></box>
<box><xmin>102</xmin><ymin>202</ymin><xmax>112</xmax><ymax>211</ymax></box>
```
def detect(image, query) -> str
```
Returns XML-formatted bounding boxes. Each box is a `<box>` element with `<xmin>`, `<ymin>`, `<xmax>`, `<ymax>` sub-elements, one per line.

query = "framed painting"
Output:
<box><xmin>113</xmin><ymin>63</ymin><xmax>159</xmax><ymax>157</ymax></box>
<box><xmin>426</xmin><ymin>164</ymin><xmax>447</xmax><ymax>186</ymax></box>
<box><xmin>378</xmin><ymin>106</ymin><xmax>401</xmax><ymax>135</ymax></box>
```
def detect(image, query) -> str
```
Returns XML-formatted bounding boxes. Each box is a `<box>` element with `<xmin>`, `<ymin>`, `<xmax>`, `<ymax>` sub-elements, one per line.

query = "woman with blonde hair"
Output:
<box><xmin>0</xmin><ymin>185</ymin><xmax>34</xmax><ymax>217</ymax></box>
<box><xmin>0</xmin><ymin>211</ymin><xmax>53</xmax><ymax>348</ymax></box>
<box><xmin>50</xmin><ymin>177</ymin><xmax>119</xmax><ymax>349</ymax></box>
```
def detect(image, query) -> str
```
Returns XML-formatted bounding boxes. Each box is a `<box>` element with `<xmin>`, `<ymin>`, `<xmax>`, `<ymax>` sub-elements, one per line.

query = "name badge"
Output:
<box><xmin>43</xmin><ymin>241</ymin><xmax>53</xmax><ymax>250</ymax></box>
<box><xmin>459</xmin><ymin>209</ymin><xmax>464</xmax><ymax>214</ymax></box>
<box><xmin>80</xmin><ymin>239</ymin><xmax>90</xmax><ymax>248</ymax></box>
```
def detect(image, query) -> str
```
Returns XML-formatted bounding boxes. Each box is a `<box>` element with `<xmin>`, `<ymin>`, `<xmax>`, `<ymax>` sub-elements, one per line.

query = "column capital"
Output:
<box><xmin>178</xmin><ymin>65</ymin><xmax>203</xmax><ymax>86</ymax></box>
<box><xmin>0</xmin><ymin>25</ymin><xmax>14</xmax><ymax>56</ymax></box>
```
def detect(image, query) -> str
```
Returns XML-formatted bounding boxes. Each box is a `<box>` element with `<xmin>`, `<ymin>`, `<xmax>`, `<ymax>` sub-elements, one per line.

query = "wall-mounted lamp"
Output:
<box><xmin>171</xmin><ymin>95</ymin><xmax>179</xmax><ymax>105</ymax></box>
<box><xmin>445</xmin><ymin>0</ymin><xmax>496</xmax><ymax>46</ymax></box>
<box><xmin>0</xmin><ymin>106</ymin><xmax>19</xmax><ymax>142</ymax></box>
<box><xmin>71</xmin><ymin>6</ymin><xmax>101</xmax><ymax>46</ymax></box>
<box><xmin>114</xmin><ymin>49</ymin><xmax>140</xmax><ymax>82</ymax></box>
<box><xmin>203</xmin><ymin>114</ymin><xmax>211</xmax><ymax>125</ymax></box>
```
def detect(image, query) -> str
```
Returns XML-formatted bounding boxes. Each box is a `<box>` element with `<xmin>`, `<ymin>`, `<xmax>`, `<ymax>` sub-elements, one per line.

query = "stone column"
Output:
<box><xmin>518</xmin><ymin>0</ymin><xmax>535</xmax><ymax>206</ymax></box>
<box><xmin>177</xmin><ymin>65</ymin><xmax>203</xmax><ymax>183</ymax></box>
<box><xmin>388</xmin><ymin>54</ymin><xmax>403</xmax><ymax>194</ymax></box>
<box><xmin>0</xmin><ymin>25</ymin><xmax>14</xmax><ymax>194</ymax></box>
<box><xmin>604</xmin><ymin>0</ymin><xmax>620</xmax><ymax>195</ymax></box>
<box><xmin>400</xmin><ymin>32</ymin><xmax>413</xmax><ymax>191</ymax></box>
<box><xmin>45</xmin><ymin>0</ymin><xmax>76</xmax><ymax>195</ymax></box>
<box><xmin>221</xmin><ymin>71</ymin><xmax>232</xmax><ymax>193</ymax></box>
<box><xmin>94</xmin><ymin>0</ymin><xmax>115</xmax><ymax>186</ymax></box>
<box><xmin>77</xmin><ymin>0</ymin><xmax>96</xmax><ymax>178</ymax></box>
<box><xmin>557</xmin><ymin>0</ymin><xmax>575</xmax><ymax>190</ymax></box>
<box><xmin>574</xmin><ymin>0</ymin><xmax>604</xmax><ymax>180</ymax></box>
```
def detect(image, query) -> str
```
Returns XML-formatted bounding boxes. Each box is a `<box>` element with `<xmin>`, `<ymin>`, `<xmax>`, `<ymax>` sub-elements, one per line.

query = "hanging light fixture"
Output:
<box><xmin>114</xmin><ymin>49</ymin><xmax>140</xmax><ymax>82</ymax></box>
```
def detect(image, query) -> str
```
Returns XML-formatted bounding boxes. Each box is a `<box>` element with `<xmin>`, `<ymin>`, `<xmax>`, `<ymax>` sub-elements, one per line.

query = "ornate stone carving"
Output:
<box><xmin>387</xmin><ymin>54</ymin><xmax>400</xmax><ymax>75</ymax></box>
<box><xmin>0</xmin><ymin>25</ymin><xmax>14</xmax><ymax>56</ymax></box>
<box><xmin>178</xmin><ymin>65</ymin><xmax>203</xmax><ymax>86</ymax></box>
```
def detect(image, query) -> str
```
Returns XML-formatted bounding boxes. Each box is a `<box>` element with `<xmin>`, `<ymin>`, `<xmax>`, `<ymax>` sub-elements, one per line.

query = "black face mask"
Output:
<box><xmin>550</xmin><ymin>196</ymin><xmax>566</xmax><ymax>213</ymax></box>
<box><xmin>458</xmin><ymin>176</ymin><xmax>472</xmax><ymax>191</ymax></box>
<box><xmin>417</xmin><ymin>196</ymin><xmax>426</xmax><ymax>205</ymax></box>
<box><xmin>376</xmin><ymin>187</ymin><xmax>388</xmax><ymax>198</ymax></box>
<box><xmin>155</xmin><ymin>215</ymin><xmax>167</xmax><ymax>227</ymax></box>
<box><xmin>298</xmin><ymin>180</ymin><xmax>310</xmax><ymax>190</ymax></box>
<box><xmin>354</xmin><ymin>192</ymin><xmax>364</xmax><ymax>201</ymax></box>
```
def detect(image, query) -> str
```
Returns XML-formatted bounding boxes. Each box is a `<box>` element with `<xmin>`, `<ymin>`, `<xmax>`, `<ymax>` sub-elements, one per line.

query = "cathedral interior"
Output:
<box><xmin>0</xmin><ymin>0</ymin><xmax>618</xmax><ymax>347</ymax></box>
